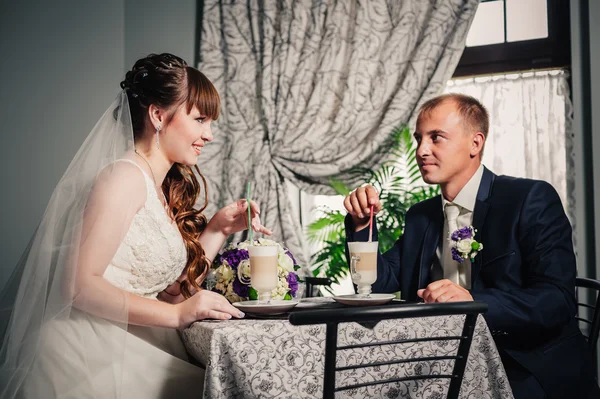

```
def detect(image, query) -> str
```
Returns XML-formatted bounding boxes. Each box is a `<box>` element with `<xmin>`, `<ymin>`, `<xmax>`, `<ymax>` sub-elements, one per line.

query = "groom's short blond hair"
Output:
<box><xmin>417</xmin><ymin>93</ymin><xmax>489</xmax><ymax>139</ymax></box>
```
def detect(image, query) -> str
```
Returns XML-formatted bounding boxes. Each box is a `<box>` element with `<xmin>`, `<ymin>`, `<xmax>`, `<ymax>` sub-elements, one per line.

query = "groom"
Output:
<box><xmin>344</xmin><ymin>93</ymin><xmax>599</xmax><ymax>398</ymax></box>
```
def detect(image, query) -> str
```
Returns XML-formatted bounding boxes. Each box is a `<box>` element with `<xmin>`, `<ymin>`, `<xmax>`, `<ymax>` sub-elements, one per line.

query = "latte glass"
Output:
<box><xmin>248</xmin><ymin>245</ymin><xmax>279</xmax><ymax>303</ymax></box>
<box><xmin>348</xmin><ymin>241</ymin><xmax>378</xmax><ymax>296</ymax></box>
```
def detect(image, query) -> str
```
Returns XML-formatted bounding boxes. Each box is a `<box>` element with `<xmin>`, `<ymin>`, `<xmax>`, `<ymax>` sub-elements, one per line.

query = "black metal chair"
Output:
<box><xmin>289</xmin><ymin>301</ymin><xmax>488</xmax><ymax>399</ymax></box>
<box><xmin>575</xmin><ymin>277</ymin><xmax>600</xmax><ymax>377</ymax></box>
<box><xmin>304</xmin><ymin>277</ymin><xmax>332</xmax><ymax>298</ymax></box>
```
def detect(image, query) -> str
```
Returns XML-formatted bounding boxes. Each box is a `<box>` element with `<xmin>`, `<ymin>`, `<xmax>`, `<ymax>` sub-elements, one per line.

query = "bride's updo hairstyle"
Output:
<box><xmin>120</xmin><ymin>53</ymin><xmax>220</xmax><ymax>298</ymax></box>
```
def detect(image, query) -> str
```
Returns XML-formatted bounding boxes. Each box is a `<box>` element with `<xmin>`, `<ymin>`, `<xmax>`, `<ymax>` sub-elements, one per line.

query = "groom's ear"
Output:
<box><xmin>470</xmin><ymin>131</ymin><xmax>485</xmax><ymax>159</ymax></box>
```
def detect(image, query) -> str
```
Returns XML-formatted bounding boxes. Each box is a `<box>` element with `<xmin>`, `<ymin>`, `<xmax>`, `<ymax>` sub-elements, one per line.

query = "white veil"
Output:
<box><xmin>0</xmin><ymin>91</ymin><xmax>134</xmax><ymax>397</ymax></box>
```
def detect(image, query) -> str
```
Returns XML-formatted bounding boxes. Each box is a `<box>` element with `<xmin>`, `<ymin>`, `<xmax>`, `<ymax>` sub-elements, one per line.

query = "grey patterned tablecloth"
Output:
<box><xmin>182</xmin><ymin>301</ymin><xmax>513</xmax><ymax>398</ymax></box>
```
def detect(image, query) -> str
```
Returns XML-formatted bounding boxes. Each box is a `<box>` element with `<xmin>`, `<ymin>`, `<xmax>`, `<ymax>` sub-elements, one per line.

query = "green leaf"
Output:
<box><xmin>284</xmin><ymin>292</ymin><xmax>292</xmax><ymax>300</ymax></box>
<box><xmin>305</xmin><ymin>212</ymin><xmax>345</xmax><ymax>243</ymax></box>
<box><xmin>248</xmin><ymin>287</ymin><xmax>258</xmax><ymax>300</ymax></box>
<box><xmin>329</xmin><ymin>179</ymin><xmax>351</xmax><ymax>196</ymax></box>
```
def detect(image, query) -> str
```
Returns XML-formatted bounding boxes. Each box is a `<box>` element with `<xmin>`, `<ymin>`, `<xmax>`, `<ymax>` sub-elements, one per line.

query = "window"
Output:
<box><xmin>466</xmin><ymin>0</ymin><xmax>549</xmax><ymax>47</ymax></box>
<box><xmin>455</xmin><ymin>0</ymin><xmax>570</xmax><ymax>77</ymax></box>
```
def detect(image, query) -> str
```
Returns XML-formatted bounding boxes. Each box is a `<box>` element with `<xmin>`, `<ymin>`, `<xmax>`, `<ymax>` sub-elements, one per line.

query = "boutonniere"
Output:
<box><xmin>450</xmin><ymin>226</ymin><xmax>483</xmax><ymax>263</ymax></box>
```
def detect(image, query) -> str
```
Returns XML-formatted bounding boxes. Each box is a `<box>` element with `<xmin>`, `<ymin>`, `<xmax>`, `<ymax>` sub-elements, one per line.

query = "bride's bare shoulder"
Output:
<box><xmin>90</xmin><ymin>159</ymin><xmax>148</xmax><ymax>210</ymax></box>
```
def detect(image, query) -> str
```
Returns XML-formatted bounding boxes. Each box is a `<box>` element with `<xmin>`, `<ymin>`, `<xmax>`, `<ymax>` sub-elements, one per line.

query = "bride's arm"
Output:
<box><xmin>71</xmin><ymin>163</ymin><xmax>241</xmax><ymax>328</ymax></box>
<box><xmin>158</xmin><ymin>200</ymin><xmax>273</xmax><ymax>304</ymax></box>
<box><xmin>157</xmin><ymin>223</ymin><xmax>225</xmax><ymax>304</ymax></box>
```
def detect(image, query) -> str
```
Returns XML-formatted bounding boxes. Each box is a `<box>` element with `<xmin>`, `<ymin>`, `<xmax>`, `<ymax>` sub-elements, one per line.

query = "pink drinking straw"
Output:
<box><xmin>368</xmin><ymin>204</ymin><xmax>374</xmax><ymax>242</ymax></box>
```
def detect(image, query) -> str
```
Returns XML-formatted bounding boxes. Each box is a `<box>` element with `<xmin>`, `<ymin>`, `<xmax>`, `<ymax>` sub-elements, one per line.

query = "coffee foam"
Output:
<box><xmin>248</xmin><ymin>245</ymin><xmax>278</xmax><ymax>256</ymax></box>
<box><xmin>347</xmin><ymin>241</ymin><xmax>378</xmax><ymax>253</ymax></box>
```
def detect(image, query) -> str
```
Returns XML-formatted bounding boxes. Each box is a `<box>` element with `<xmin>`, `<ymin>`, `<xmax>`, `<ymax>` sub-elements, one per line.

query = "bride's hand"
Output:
<box><xmin>209</xmin><ymin>199</ymin><xmax>273</xmax><ymax>237</ymax></box>
<box><xmin>176</xmin><ymin>290</ymin><xmax>244</xmax><ymax>328</ymax></box>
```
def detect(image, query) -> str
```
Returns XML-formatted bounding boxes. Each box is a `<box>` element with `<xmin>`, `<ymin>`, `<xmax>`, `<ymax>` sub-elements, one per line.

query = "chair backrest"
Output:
<box><xmin>304</xmin><ymin>277</ymin><xmax>332</xmax><ymax>298</ymax></box>
<box><xmin>289</xmin><ymin>301</ymin><xmax>488</xmax><ymax>399</ymax></box>
<box><xmin>575</xmin><ymin>277</ymin><xmax>600</xmax><ymax>375</ymax></box>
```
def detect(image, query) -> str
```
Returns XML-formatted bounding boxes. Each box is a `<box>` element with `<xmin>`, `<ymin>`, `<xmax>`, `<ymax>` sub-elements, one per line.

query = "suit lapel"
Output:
<box><xmin>418</xmin><ymin>198</ymin><xmax>443</xmax><ymax>289</ymax></box>
<box><xmin>470</xmin><ymin>167</ymin><xmax>495</xmax><ymax>287</ymax></box>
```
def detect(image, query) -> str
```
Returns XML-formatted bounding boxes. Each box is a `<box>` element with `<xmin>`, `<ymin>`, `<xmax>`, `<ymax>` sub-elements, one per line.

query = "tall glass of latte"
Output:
<box><xmin>248</xmin><ymin>245</ymin><xmax>279</xmax><ymax>303</ymax></box>
<box><xmin>348</xmin><ymin>241</ymin><xmax>378</xmax><ymax>296</ymax></box>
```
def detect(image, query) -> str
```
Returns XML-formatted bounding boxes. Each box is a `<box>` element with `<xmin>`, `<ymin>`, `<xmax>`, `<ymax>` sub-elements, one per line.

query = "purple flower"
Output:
<box><xmin>287</xmin><ymin>272</ymin><xmax>298</xmax><ymax>297</ymax></box>
<box><xmin>451</xmin><ymin>226</ymin><xmax>473</xmax><ymax>241</ymax></box>
<box><xmin>451</xmin><ymin>247</ymin><xmax>464</xmax><ymax>263</ymax></box>
<box><xmin>232</xmin><ymin>277</ymin><xmax>249</xmax><ymax>297</ymax></box>
<box><xmin>285</xmin><ymin>249</ymin><xmax>298</xmax><ymax>266</ymax></box>
<box><xmin>219</xmin><ymin>248</ymin><xmax>249</xmax><ymax>270</ymax></box>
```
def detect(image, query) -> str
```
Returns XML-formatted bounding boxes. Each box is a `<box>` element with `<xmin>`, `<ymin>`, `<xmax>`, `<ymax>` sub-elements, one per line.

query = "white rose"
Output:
<box><xmin>457</xmin><ymin>239</ymin><xmax>474</xmax><ymax>254</ymax></box>
<box><xmin>258</xmin><ymin>238</ymin><xmax>278</xmax><ymax>247</ymax></box>
<box><xmin>238</xmin><ymin>259</ymin><xmax>251</xmax><ymax>279</ymax></box>
<box><xmin>269</xmin><ymin>276</ymin><xmax>289</xmax><ymax>300</ymax></box>
<box><xmin>217</xmin><ymin>264</ymin><xmax>234</xmax><ymax>283</ymax></box>
<box><xmin>236</xmin><ymin>241</ymin><xmax>251</xmax><ymax>250</ymax></box>
<box><xmin>271</xmin><ymin>293</ymin><xmax>283</xmax><ymax>300</ymax></box>
<box><xmin>278</xmin><ymin>252</ymin><xmax>294</xmax><ymax>272</ymax></box>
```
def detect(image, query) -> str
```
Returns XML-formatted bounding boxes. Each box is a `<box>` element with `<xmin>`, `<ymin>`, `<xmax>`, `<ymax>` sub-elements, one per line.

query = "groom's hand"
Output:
<box><xmin>417</xmin><ymin>279</ymin><xmax>473</xmax><ymax>303</ymax></box>
<box><xmin>344</xmin><ymin>185</ymin><xmax>382</xmax><ymax>231</ymax></box>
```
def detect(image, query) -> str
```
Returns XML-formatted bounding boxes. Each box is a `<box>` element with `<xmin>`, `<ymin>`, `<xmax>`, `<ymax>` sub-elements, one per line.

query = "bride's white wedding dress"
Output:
<box><xmin>24</xmin><ymin>159</ymin><xmax>205</xmax><ymax>399</ymax></box>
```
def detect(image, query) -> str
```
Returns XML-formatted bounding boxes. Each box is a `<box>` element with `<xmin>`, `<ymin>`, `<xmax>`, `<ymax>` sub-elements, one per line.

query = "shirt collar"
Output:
<box><xmin>441</xmin><ymin>164</ymin><xmax>484</xmax><ymax>212</ymax></box>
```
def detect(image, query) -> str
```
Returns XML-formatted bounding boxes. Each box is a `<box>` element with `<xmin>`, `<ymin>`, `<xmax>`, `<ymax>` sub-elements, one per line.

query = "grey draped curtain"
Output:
<box><xmin>196</xmin><ymin>0</ymin><xmax>479</xmax><ymax>266</ymax></box>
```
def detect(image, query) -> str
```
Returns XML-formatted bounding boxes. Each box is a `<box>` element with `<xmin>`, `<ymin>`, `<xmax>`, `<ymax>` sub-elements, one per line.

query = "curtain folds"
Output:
<box><xmin>197</xmin><ymin>0</ymin><xmax>479</xmax><ymax>266</ymax></box>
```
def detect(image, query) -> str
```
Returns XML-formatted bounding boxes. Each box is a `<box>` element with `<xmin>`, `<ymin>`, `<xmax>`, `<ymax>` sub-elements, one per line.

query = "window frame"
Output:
<box><xmin>453</xmin><ymin>0</ymin><xmax>571</xmax><ymax>77</ymax></box>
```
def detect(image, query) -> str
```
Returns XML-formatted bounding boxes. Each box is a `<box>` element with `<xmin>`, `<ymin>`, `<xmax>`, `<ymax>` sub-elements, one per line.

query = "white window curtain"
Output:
<box><xmin>444</xmin><ymin>70</ymin><xmax>572</xmax><ymax>211</ymax></box>
<box><xmin>444</xmin><ymin>69</ymin><xmax>574</xmax><ymax>229</ymax></box>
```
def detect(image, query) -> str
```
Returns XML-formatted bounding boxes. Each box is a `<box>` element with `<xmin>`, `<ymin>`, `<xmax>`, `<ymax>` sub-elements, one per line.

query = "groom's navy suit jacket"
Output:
<box><xmin>346</xmin><ymin>167</ymin><xmax>598</xmax><ymax>398</ymax></box>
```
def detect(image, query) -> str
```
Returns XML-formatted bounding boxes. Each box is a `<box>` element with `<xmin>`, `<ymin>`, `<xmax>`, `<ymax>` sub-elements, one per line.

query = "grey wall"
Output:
<box><xmin>0</xmin><ymin>0</ymin><xmax>197</xmax><ymax>289</ymax></box>
<box><xmin>0</xmin><ymin>0</ymin><xmax>126</xmax><ymax>287</ymax></box>
<box><xmin>125</xmin><ymin>0</ymin><xmax>197</xmax><ymax>70</ymax></box>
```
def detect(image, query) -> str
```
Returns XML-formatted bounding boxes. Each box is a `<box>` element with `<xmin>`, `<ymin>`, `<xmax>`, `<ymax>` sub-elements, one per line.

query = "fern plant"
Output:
<box><xmin>306</xmin><ymin>125</ymin><xmax>440</xmax><ymax>285</ymax></box>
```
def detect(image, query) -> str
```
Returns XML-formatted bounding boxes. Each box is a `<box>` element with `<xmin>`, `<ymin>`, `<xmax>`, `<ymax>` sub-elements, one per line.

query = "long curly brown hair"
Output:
<box><xmin>120</xmin><ymin>53</ymin><xmax>220</xmax><ymax>298</ymax></box>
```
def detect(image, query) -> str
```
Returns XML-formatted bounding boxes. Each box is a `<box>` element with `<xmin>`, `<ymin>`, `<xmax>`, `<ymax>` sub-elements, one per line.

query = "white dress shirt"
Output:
<box><xmin>431</xmin><ymin>164</ymin><xmax>484</xmax><ymax>289</ymax></box>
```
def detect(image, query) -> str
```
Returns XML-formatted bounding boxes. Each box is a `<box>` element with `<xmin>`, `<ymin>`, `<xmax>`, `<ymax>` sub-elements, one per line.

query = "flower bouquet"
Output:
<box><xmin>209</xmin><ymin>238</ymin><xmax>300</xmax><ymax>303</ymax></box>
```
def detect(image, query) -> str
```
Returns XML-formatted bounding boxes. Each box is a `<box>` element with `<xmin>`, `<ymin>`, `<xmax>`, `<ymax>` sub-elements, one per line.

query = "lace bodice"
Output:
<box><xmin>103</xmin><ymin>160</ymin><xmax>187</xmax><ymax>299</ymax></box>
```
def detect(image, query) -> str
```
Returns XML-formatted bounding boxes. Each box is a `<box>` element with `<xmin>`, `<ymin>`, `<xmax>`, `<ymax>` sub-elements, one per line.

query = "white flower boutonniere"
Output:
<box><xmin>450</xmin><ymin>226</ymin><xmax>483</xmax><ymax>263</ymax></box>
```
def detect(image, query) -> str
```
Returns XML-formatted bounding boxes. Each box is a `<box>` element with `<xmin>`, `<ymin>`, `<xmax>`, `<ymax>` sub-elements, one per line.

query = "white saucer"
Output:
<box><xmin>332</xmin><ymin>293</ymin><xmax>396</xmax><ymax>306</ymax></box>
<box><xmin>295</xmin><ymin>297</ymin><xmax>335</xmax><ymax>308</ymax></box>
<box><xmin>232</xmin><ymin>300</ymin><xmax>299</xmax><ymax>314</ymax></box>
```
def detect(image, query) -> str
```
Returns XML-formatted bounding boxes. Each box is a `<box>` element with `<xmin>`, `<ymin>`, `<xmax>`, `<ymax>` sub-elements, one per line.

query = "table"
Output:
<box><xmin>182</xmin><ymin>300</ymin><xmax>513</xmax><ymax>398</ymax></box>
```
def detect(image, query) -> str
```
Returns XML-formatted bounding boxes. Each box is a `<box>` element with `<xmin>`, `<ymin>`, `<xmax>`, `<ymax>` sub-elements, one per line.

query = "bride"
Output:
<box><xmin>0</xmin><ymin>53</ymin><xmax>270</xmax><ymax>398</ymax></box>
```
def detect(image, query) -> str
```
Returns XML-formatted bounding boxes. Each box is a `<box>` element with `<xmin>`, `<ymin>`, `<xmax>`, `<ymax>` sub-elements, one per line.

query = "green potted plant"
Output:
<box><xmin>306</xmin><ymin>126</ymin><xmax>440</xmax><ymax>287</ymax></box>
